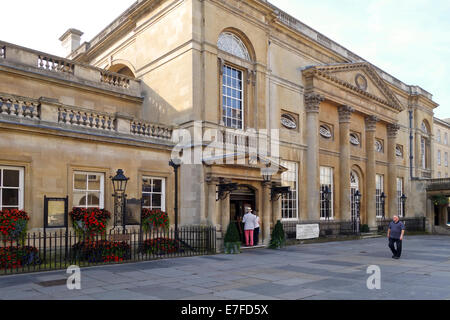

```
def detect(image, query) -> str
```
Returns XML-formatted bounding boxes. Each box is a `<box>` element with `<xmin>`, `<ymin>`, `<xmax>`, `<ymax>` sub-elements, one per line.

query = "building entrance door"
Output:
<box><xmin>350</xmin><ymin>171</ymin><xmax>361</xmax><ymax>225</ymax></box>
<box><xmin>230</xmin><ymin>186</ymin><xmax>255</xmax><ymax>244</ymax></box>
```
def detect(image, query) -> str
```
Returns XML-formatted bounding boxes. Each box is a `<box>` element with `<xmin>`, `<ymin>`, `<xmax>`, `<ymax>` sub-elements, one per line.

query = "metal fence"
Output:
<box><xmin>0</xmin><ymin>226</ymin><xmax>216</xmax><ymax>275</ymax></box>
<box><xmin>377</xmin><ymin>217</ymin><xmax>426</xmax><ymax>233</ymax></box>
<box><xmin>282</xmin><ymin>220</ymin><xmax>356</xmax><ymax>240</ymax></box>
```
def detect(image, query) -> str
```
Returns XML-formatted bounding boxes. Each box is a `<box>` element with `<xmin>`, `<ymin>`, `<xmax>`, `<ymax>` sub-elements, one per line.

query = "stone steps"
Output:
<box><xmin>360</xmin><ymin>232</ymin><xmax>383</xmax><ymax>239</ymax></box>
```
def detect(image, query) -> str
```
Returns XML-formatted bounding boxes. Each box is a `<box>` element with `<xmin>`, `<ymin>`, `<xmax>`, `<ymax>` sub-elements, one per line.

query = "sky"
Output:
<box><xmin>0</xmin><ymin>0</ymin><xmax>448</xmax><ymax>119</ymax></box>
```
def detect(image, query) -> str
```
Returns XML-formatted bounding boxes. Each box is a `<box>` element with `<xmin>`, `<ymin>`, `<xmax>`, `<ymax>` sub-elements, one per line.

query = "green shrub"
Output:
<box><xmin>224</xmin><ymin>222</ymin><xmax>241</xmax><ymax>254</ymax></box>
<box><xmin>269</xmin><ymin>220</ymin><xmax>286</xmax><ymax>249</ymax></box>
<box><xmin>361</xmin><ymin>224</ymin><xmax>370</xmax><ymax>233</ymax></box>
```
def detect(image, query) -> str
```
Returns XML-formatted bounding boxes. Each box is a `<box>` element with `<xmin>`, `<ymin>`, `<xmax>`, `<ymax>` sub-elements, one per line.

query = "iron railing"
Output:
<box><xmin>0</xmin><ymin>226</ymin><xmax>216</xmax><ymax>276</ymax></box>
<box><xmin>377</xmin><ymin>217</ymin><xmax>426</xmax><ymax>233</ymax></box>
<box><xmin>282</xmin><ymin>220</ymin><xmax>356</xmax><ymax>240</ymax></box>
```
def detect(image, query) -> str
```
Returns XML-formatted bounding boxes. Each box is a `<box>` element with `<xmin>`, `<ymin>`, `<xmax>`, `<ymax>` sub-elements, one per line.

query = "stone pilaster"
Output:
<box><xmin>305</xmin><ymin>93</ymin><xmax>324</xmax><ymax>221</ymax></box>
<box><xmin>365</xmin><ymin>115</ymin><xmax>378</xmax><ymax>230</ymax></box>
<box><xmin>387</xmin><ymin>124</ymin><xmax>400</xmax><ymax>219</ymax></box>
<box><xmin>263</xmin><ymin>182</ymin><xmax>272</xmax><ymax>245</ymax></box>
<box><xmin>220</xmin><ymin>193</ymin><xmax>230</xmax><ymax>234</ymax></box>
<box><xmin>206</xmin><ymin>176</ymin><xmax>219</xmax><ymax>226</ymax></box>
<box><xmin>338</xmin><ymin>105</ymin><xmax>354</xmax><ymax>221</ymax></box>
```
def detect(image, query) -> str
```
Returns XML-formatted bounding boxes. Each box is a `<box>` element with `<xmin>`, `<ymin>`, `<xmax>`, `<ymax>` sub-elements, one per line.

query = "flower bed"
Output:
<box><xmin>0</xmin><ymin>210</ymin><xmax>30</xmax><ymax>242</ymax></box>
<box><xmin>70</xmin><ymin>240</ymin><xmax>131</xmax><ymax>263</ymax></box>
<box><xmin>142</xmin><ymin>209</ymin><xmax>170</xmax><ymax>231</ymax></box>
<box><xmin>0</xmin><ymin>246</ymin><xmax>41</xmax><ymax>269</ymax></box>
<box><xmin>139</xmin><ymin>238</ymin><xmax>182</xmax><ymax>255</ymax></box>
<box><xmin>69</xmin><ymin>208</ymin><xmax>111</xmax><ymax>238</ymax></box>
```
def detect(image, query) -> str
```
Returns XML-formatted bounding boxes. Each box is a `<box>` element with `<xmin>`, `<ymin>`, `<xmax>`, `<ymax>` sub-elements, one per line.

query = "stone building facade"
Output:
<box><xmin>434</xmin><ymin>118</ymin><xmax>450</xmax><ymax>179</ymax></box>
<box><xmin>0</xmin><ymin>0</ymin><xmax>445</xmax><ymax>242</ymax></box>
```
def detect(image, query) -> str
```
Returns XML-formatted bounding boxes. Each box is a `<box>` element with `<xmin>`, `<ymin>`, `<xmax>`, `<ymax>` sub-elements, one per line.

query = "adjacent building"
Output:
<box><xmin>0</xmin><ymin>0</ymin><xmax>447</xmax><ymax>243</ymax></box>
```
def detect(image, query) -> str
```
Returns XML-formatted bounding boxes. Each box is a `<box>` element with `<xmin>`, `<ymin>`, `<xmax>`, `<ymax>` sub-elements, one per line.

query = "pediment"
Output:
<box><xmin>304</xmin><ymin>63</ymin><xmax>404</xmax><ymax>112</ymax></box>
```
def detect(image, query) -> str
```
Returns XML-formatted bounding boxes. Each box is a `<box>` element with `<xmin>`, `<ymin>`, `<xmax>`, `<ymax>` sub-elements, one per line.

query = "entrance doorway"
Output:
<box><xmin>350</xmin><ymin>171</ymin><xmax>361</xmax><ymax>224</ymax></box>
<box><xmin>230</xmin><ymin>186</ymin><xmax>256</xmax><ymax>244</ymax></box>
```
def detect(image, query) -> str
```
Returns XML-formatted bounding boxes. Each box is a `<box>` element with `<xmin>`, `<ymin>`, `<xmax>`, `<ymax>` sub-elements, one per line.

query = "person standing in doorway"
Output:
<box><xmin>242</xmin><ymin>209</ymin><xmax>257</xmax><ymax>247</ymax></box>
<box><xmin>253</xmin><ymin>210</ymin><xmax>261</xmax><ymax>246</ymax></box>
<box><xmin>387</xmin><ymin>215</ymin><xmax>406</xmax><ymax>259</ymax></box>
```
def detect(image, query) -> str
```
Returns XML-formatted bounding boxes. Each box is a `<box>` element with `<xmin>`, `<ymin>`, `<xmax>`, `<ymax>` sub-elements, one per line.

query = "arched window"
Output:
<box><xmin>217</xmin><ymin>32</ymin><xmax>251</xmax><ymax>61</ymax></box>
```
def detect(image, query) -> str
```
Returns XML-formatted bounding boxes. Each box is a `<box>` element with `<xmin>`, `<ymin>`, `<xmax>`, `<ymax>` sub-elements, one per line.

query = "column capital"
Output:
<box><xmin>338</xmin><ymin>105</ymin><xmax>355</xmax><ymax>123</ymax></box>
<box><xmin>365</xmin><ymin>115</ymin><xmax>379</xmax><ymax>132</ymax></box>
<box><xmin>304</xmin><ymin>93</ymin><xmax>325</xmax><ymax>113</ymax></box>
<box><xmin>387</xmin><ymin>123</ymin><xmax>401</xmax><ymax>139</ymax></box>
<box><xmin>205</xmin><ymin>175</ymin><xmax>220</xmax><ymax>185</ymax></box>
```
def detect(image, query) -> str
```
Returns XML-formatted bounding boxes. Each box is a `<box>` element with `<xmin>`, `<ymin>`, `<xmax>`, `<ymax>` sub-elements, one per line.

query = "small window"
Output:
<box><xmin>0</xmin><ymin>166</ymin><xmax>24</xmax><ymax>210</ymax></box>
<box><xmin>438</xmin><ymin>150</ymin><xmax>442</xmax><ymax>166</ymax></box>
<box><xmin>142</xmin><ymin>177</ymin><xmax>166</xmax><ymax>211</ymax></box>
<box><xmin>320</xmin><ymin>125</ymin><xmax>333</xmax><ymax>139</ymax></box>
<box><xmin>73</xmin><ymin>172</ymin><xmax>104</xmax><ymax>209</ymax></box>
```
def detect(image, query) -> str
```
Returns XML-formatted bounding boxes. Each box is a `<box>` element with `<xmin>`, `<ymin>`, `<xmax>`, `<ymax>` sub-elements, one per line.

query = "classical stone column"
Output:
<box><xmin>338</xmin><ymin>105</ymin><xmax>354</xmax><ymax>222</ymax></box>
<box><xmin>221</xmin><ymin>194</ymin><xmax>230</xmax><ymax>235</ymax></box>
<box><xmin>365</xmin><ymin>115</ymin><xmax>378</xmax><ymax>231</ymax></box>
<box><xmin>206</xmin><ymin>176</ymin><xmax>218</xmax><ymax>226</ymax></box>
<box><xmin>263</xmin><ymin>182</ymin><xmax>272</xmax><ymax>245</ymax></box>
<box><xmin>305</xmin><ymin>93</ymin><xmax>324</xmax><ymax>221</ymax></box>
<box><xmin>272</xmin><ymin>196</ymin><xmax>282</xmax><ymax>226</ymax></box>
<box><xmin>387</xmin><ymin>124</ymin><xmax>400</xmax><ymax>219</ymax></box>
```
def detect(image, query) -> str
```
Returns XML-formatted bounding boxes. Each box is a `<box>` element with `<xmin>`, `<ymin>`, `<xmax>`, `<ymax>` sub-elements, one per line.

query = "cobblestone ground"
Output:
<box><xmin>0</xmin><ymin>235</ymin><xmax>449</xmax><ymax>300</ymax></box>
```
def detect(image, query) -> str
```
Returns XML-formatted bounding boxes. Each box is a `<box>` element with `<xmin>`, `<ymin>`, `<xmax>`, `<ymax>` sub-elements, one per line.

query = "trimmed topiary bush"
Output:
<box><xmin>224</xmin><ymin>222</ymin><xmax>241</xmax><ymax>254</ymax></box>
<box><xmin>269</xmin><ymin>220</ymin><xmax>286</xmax><ymax>249</ymax></box>
<box><xmin>361</xmin><ymin>224</ymin><xmax>370</xmax><ymax>233</ymax></box>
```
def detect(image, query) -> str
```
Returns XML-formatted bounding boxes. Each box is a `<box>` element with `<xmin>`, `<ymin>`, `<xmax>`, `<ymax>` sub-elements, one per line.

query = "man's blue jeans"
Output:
<box><xmin>389</xmin><ymin>238</ymin><xmax>402</xmax><ymax>258</ymax></box>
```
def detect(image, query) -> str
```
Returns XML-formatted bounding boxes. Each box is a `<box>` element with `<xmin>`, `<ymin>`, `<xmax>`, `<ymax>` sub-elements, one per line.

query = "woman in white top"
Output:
<box><xmin>242</xmin><ymin>209</ymin><xmax>257</xmax><ymax>247</ymax></box>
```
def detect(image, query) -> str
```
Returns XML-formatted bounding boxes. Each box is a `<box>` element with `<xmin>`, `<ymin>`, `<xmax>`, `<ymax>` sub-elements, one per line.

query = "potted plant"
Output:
<box><xmin>224</xmin><ymin>222</ymin><xmax>241</xmax><ymax>254</ymax></box>
<box><xmin>269</xmin><ymin>220</ymin><xmax>286</xmax><ymax>249</ymax></box>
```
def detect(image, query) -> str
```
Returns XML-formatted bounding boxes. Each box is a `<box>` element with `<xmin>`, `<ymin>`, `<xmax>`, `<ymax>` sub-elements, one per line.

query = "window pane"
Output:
<box><xmin>152</xmin><ymin>194</ymin><xmax>162</xmax><ymax>208</ymax></box>
<box><xmin>143</xmin><ymin>179</ymin><xmax>152</xmax><ymax>193</ymax></box>
<box><xmin>88</xmin><ymin>175</ymin><xmax>101</xmax><ymax>191</ymax></box>
<box><xmin>87</xmin><ymin>193</ymin><xmax>100</xmax><ymax>206</ymax></box>
<box><xmin>73</xmin><ymin>192</ymin><xmax>86</xmax><ymax>207</ymax></box>
<box><xmin>142</xmin><ymin>195</ymin><xmax>151</xmax><ymax>208</ymax></box>
<box><xmin>3</xmin><ymin>170</ymin><xmax>20</xmax><ymax>188</ymax></box>
<box><xmin>2</xmin><ymin>189</ymin><xmax>19</xmax><ymax>206</ymax></box>
<box><xmin>74</xmin><ymin>174</ymin><xmax>87</xmax><ymax>190</ymax></box>
<box><xmin>153</xmin><ymin>180</ymin><xmax>162</xmax><ymax>193</ymax></box>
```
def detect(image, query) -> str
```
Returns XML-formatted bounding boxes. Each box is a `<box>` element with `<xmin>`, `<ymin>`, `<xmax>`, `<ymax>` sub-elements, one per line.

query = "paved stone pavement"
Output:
<box><xmin>1</xmin><ymin>235</ymin><xmax>449</xmax><ymax>300</ymax></box>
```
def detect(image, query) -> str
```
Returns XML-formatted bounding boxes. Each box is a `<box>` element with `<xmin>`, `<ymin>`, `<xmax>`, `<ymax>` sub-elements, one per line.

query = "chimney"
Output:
<box><xmin>59</xmin><ymin>29</ymin><xmax>83</xmax><ymax>57</ymax></box>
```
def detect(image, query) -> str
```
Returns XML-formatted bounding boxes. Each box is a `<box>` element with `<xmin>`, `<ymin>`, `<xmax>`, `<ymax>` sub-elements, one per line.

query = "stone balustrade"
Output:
<box><xmin>100</xmin><ymin>71</ymin><xmax>131</xmax><ymax>89</ymax></box>
<box><xmin>58</xmin><ymin>106</ymin><xmax>116</xmax><ymax>131</ymax></box>
<box><xmin>131</xmin><ymin>120</ymin><xmax>173</xmax><ymax>140</ymax></box>
<box><xmin>0</xmin><ymin>94</ymin><xmax>40</xmax><ymax>119</ymax></box>
<box><xmin>38</xmin><ymin>55</ymin><xmax>75</xmax><ymax>75</ymax></box>
<box><xmin>0</xmin><ymin>92</ymin><xmax>173</xmax><ymax>143</ymax></box>
<box><xmin>0</xmin><ymin>41</ymin><xmax>141</xmax><ymax>97</ymax></box>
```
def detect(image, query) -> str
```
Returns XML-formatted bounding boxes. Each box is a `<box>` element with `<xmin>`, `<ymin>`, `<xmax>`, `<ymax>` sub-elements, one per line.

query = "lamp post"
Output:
<box><xmin>111</xmin><ymin>169</ymin><xmax>129</xmax><ymax>235</ymax></box>
<box><xmin>354</xmin><ymin>190</ymin><xmax>361</xmax><ymax>235</ymax></box>
<box><xmin>381</xmin><ymin>192</ymin><xmax>387</xmax><ymax>220</ymax></box>
<box><xmin>169</xmin><ymin>159</ymin><xmax>181</xmax><ymax>240</ymax></box>
<box><xmin>400</xmin><ymin>194</ymin><xmax>407</xmax><ymax>217</ymax></box>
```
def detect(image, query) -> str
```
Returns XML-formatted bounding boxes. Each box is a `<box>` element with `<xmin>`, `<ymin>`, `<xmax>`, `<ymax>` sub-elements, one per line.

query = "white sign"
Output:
<box><xmin>296</xmin><ymin>224</ymin><xmax>320</xmax><ymax>240</ymax></box>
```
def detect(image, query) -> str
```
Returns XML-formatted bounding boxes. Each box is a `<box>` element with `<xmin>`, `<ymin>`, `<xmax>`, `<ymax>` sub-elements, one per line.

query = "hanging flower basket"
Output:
<box><xmin>142</xmin><ymin>209</ymin><xmax>170</xmax><ymax>232</ymax></box>
<box><xmin>69</xmin><ymin>208</ymin><xmax>111</xmax><ymax>239</ymax></box>
<box><xmin>0</xmin><ymin>209</ymin><xmax>30</xmax><ymax>242</ymax></box>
